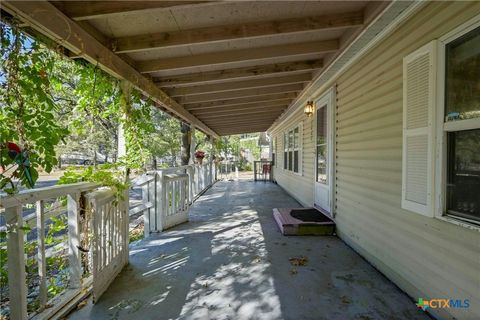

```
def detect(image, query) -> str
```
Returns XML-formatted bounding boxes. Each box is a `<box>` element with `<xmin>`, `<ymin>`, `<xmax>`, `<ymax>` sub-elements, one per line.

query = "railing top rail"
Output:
<box><xmin>0</xmin><ymin>182</ymin><xmax>98</xmax><ymax>209</ymax></box>
<box><xmin>131</xmin><ymin>174</ymin><xmax>155</xmax><ymax>187</ymax></box>
<box><xmin>164</xmin><ymin>173</ymin><xmax>189</xmax><ymax>181</ymax></box>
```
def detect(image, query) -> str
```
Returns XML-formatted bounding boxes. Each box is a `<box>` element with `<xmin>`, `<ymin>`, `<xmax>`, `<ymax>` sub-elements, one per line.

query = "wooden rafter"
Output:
<box><xmin>155</xmin><ymin>60</ymin><xmax>323</xmax><ymax>87</ymax></box>
<box><xmin>165</xmin><ymin>73</ymin><xmax>311</xmax><ymax>97</ymax></box>
<box><xmin>52</xmin><ymin>1</ymin><xmax>211</xmax><ymax>21</ymax></box>
<box><xmin>219</xmin><ymin>128</ymin><xmax>269</xmax><ymax>135</ymax></box>
<box><xmin>2</xmin><ymin>0</ymin><xmax>218</xmax><ymax>138</ymax></box>
<box><xmin>194</xmin><ymin>107</ymin><xmax>287</xmax><ymax>118</ymax></box>
<box><xmin>183</xmin><ymin>94</ymin><xmax>297</xmax><ymax>110</ymax></box>
<box><xmin>114</xmin><ymin>11</ymin><xmax>363</xmax><ymax>53</ymax></box>
<box><xmin>206</xmin><ymin>120</ymin><xmax>278</xmax><ymax>128</ymax></box>
<box><xmin>176</xmin><ymin>83</ymin><xmax>303</xmax><ymax>104</ymax></box>
<box><xmin>137</xmin><ymin>40</ymin><xmax>338</xmax><ymax>73</ymax></box>
<box><xmin>190</xmin><ymin>102</ymin><xmax>288</xmax><ymax>115</ymax></box>
<box><xmin>197</xmin><ymin>109</ymin><xmax>285</xmax><ymax>120</ymax></box>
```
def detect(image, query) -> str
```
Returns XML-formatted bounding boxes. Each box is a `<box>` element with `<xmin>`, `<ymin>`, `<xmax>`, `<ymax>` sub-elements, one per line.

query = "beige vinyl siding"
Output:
<box><xmin>272</xmin><ymin>2</ymin><xmax>480</xmax><ymax>319</ymax></box>
<box><xmin>271</xmin><ymin>107</ymin><xmax>314</xmax><ymax>207</ymax></box>
<box><xmin>335</xmin><ymin>2</ymin><xmax>480</xmax><ymax>320</ymax></box>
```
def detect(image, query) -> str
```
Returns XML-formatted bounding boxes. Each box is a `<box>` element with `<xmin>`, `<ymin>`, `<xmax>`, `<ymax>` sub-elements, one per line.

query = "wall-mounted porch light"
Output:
<box><xmin>304</xmin><ymin>101</ymin><xmax>314</xmax><ymax>117</ymax></box>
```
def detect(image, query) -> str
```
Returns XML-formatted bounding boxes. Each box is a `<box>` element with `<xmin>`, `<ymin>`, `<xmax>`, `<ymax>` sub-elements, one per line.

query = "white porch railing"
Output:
<box><xmin>0</xmin><ymin>163</ymin><xmax>216</xmax><ymax>319</ymax></box>
<box><xmin>133</xmin><ymin>163</ymin><xmax>216</xmax><ymax>236</ymax></box>
<box><xmin>85</xmin><ymin>189</ymin><xmax>129</xmax><ymax>302</ymax></box>
<box><xmin>0</xmin><ymin>182</ymin><xmax>128</xmax><ymax>320</ymax></box>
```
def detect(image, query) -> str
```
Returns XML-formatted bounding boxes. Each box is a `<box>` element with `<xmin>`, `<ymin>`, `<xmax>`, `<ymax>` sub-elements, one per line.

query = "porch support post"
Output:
<box><xmin>119</xmin><ymin>80</ymin><xmax>132</xmax><ymax>179</ymax></box>
<box><xmin>5</xmin><ymin>205</ymin><xmax>28</xmax><ymax>319</ymax></box>
<box><xmin>209</xmin><ymin>136</ymin><xmax>214</xmax><ymax>184</ymax></box>
<box><xmin>190</xmin><ymin>127</ymin><xmax>196</xmax><ymax>165</ymax></box>
<box><xmin>180</xmin><ymin>123</ymin><xmax>192</xmax><ymax>165</ymax></box>
<box><xmin>67</xmin><ymin>192</ymin><xmax>82</xmax><ymax>289</ymax></box>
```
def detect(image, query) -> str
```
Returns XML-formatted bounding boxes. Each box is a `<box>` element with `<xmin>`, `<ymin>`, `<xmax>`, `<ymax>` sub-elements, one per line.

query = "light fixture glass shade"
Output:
<box><xmin>304</xmin><ymin>101</ymin><xmax>314</xmax><ymax>117</ymax></box>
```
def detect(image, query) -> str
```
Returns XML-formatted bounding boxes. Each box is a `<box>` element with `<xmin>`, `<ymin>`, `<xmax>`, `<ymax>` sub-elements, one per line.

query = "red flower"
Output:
<box><xmin>194</xmin><ymin>150</ymin><xmax>206</xmax><ymax>158</ymax></box>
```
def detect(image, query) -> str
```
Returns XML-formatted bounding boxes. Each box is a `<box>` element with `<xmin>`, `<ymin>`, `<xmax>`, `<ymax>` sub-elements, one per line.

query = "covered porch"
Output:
<box><xmin>3</xmin><ymin>1</ymin><xmax>478</xmax><ymax>319</ymax></box>
<box><xmin>69</xmin><ymin>179</ymin><xmax>426</xmax><ymax>320</ymax></box>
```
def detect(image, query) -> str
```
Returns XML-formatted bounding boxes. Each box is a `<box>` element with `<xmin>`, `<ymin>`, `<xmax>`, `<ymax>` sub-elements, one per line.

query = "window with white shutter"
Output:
<box><xmin>283</xmin><ymin>124</ymin><xmax>303</xmax><ymax>174</ymax></box>
<box><xmin>402</xmin><ymin>41</ymin><xmax>437</xmax><ymax>217</ymax></box>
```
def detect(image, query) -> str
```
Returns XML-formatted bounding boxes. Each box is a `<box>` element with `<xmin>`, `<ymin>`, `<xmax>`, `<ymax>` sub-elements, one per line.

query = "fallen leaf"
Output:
<box><xmin>289</xmin><ymin>256</ymin><xmax>308</xmax><ymax>266</ymax></box>
<box><xmin>290</xmin><ymin>268</ymin><xmax>298</xmax><ymax>275</ymax></box>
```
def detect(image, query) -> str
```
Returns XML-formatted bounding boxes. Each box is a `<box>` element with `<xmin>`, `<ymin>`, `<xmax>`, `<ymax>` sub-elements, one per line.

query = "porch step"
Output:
<box><xmin>273</xmin><ymin>208</ymin><xmax>335</xmax><ymax>236</ymax></box>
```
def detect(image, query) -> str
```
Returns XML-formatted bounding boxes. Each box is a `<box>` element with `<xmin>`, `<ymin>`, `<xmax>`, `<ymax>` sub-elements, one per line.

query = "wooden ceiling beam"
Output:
<box><xmin>52</xmin><ymin>1</ymin><xmax>211</xmax><ymax>21</ymax></box>
<box><xmin>2</xmin><ymin>0</ymin><xmax>218</xmax><ymax>138</ymax></box>
<box><xmin>205</xmin><ymin>117</ymin><xmax>279</xmax><ymax>126</ymax></box>
<box><xmin>197</xmin><ymin>109</ymin><xmax>285</xmax><ymax>120</ymax></box>
<box><xmin>114</xmin><ymin>11</ymin><xmax>363</xmax><ymax>53</ymax></box>
<box><xmin>177</xmin><ymin>83</ymin><xmax>303</xmax><ymax>104</ymax></box>
<box><xmin>190</xmin><ymin>102</ymin><xmax>288</xmax><ymax>115</ymax></box>
<box><xmin>219</xmin><ymin>128</ymin><xmax>269</xmax><ymax>135</ymax></box>
<box><xmin>138</xmin><ymin>40</ymin><xmax>338</xmax><ymax>73</ymax></box>
<box><xmin>165</xmin><ymin>73</ymin><xmax>311</xmax><ymax>97</ymax></box>
<box><xmin>155</xmin><ymin>60</ymin><xmax>323</xmax><ymax>87</ymax></box>
<box><xmin>217</xmin><ymin>123</ymin><xmax>271</xmax><ymax>130</ymax></box>
<box><xmin>184</xmin><ymin>93</ymin><xmax>297</xmax><ymax>110</ymax></box>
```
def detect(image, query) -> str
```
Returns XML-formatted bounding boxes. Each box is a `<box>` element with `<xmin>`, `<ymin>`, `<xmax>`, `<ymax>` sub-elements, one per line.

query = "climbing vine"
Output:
<box><xmin>0</xmin><ymin>20</ymin><xmax>68</xmax><ymax>193</ymax></box>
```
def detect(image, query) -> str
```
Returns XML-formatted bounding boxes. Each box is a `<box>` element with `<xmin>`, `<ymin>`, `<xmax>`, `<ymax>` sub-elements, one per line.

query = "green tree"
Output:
<box><xmin>0</xmin><ymin>21</ymin><xmax>68</xmax><ymax>192</ymax></box>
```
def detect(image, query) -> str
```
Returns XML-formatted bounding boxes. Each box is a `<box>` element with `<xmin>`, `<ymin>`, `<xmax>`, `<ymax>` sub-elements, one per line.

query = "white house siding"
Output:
<box><xmin>271</xmin><ymin>106</ymin><xmax>315</xmax><ymax>207</ymax></box>
<box><xmin>271</xmin><ymin>2</ymin><xmax>480</xmax><ymax>319</ymax></box>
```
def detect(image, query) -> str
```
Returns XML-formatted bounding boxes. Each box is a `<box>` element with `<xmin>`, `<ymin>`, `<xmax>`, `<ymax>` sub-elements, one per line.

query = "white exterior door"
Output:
<box><xmin>314</xmin><ymin>90</ymin><xmax>335</xmax><ymax>215</ymax></box>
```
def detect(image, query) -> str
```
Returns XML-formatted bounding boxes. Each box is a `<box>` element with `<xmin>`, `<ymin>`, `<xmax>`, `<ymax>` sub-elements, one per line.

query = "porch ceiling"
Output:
<box><xmin>1</xmin><ymin>0</ymin><xmax>386</xmax><ymax>136</ymax></box>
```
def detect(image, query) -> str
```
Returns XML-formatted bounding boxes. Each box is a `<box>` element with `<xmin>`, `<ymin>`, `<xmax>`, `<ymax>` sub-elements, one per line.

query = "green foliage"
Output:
<box><xmin>59</xmin><ymin>164</ymin><xmax>129</xmax><ymax>199</ymax></box>
<box><xmin>0</xmin><ymin>21</ymin><xmax>68</xmax><ymax>192</ymax></box>
<box><xmin>0</xmin><ymin>245</ymin><xmax>7</xmax><ymax>287</ymax></box>
<box><xmin>145</xmin><ymin>111</ymin><xmax>181</xmax><ymax>167</ymax></box>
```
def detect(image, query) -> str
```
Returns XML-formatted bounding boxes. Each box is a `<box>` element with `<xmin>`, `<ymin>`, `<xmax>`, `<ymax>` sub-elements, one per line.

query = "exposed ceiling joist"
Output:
<box><xmin>137</xmin><ymin>40</ymin><xmax>338</xmax><ymax>73</ymax></box>
<box><xmin>205</xmin><ymin>115</ymin><xmax>279</xmax><ymax>123</ymax></box>
<box><xmin>197</xmin><ymin>109</ymin><xmax>285</xmax><ymax>120</ymax></box>
<box><xmin>177</xmin><ymin>83</ymin><xmax>303</xmax><ymax>104</ymax></box>
<box><xmin>52</xmin><ymin>1</ymin><xmax>211</xmax><ymax>21</ymax></box>
<box><xmin>114</xmin><ymin>11</ymin><xmax>363</xmax><ymax>53</ymax></box>
<box><xmin>193</xmin><ymin>105</ymin><xmax>287</xmax><ymax>119</ymax></box>
<box><xmin>183</xmin><ymin>93</ymin><xmax>297</xmax><ymax>110</ymax></box>
<box><xmin>219</xmin><ymin>128</ymin><xmax>269</xmax><ymax>135</ymax></box>
<box><xmin>155</xmin><ymin>60</ymin><xmax>323</xmax><ymax>87</ymax></box>
<box><xmin>165</xmin><ymin>73</ymin><xmax>311</xmax><ymax>97</ymax></box>
<box><xmin>190</xmin><ymin>101</ymin><xmax>288</xmax><ymax>115</ymax></box>
<box><xmin>2</xmin><ymin>0</ymin><xmax>218</xmax><ymax>138</ymax></box>
<box><xmin>207</xmin><ymin>121</ymin><xmax>277</xmax><ymax>129</ymax></box>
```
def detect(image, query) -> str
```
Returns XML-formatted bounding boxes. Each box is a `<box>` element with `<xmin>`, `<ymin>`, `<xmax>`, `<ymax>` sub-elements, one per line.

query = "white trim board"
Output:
<box><xmin>269</xmin><ymin>1</ymin><xmax>426</xmax><ymax>133</ymax></box>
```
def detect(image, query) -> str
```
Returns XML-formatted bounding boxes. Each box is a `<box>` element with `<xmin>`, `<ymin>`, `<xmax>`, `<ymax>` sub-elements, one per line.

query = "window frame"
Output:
<box><xmin>283</xmin><ymin>123</ymin><xmax>303</xmax><ymax>175</ymax></box>
<box><xmin>435</xmin><ymin>16</ymin><xmax>480</xmax><ymax>230</ymax></box>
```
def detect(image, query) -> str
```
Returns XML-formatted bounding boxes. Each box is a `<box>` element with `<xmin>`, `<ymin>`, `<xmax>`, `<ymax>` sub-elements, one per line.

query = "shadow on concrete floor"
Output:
<box><xmin>68</xmin><ymin>180</ymin><xmax>429</xmax><ymax>320</ymax></box>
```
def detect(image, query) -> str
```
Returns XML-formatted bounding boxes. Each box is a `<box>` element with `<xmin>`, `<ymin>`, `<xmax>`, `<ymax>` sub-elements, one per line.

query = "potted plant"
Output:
<box><xmin>194</xmin><ymin>150</ymin><xmax>206</xmax><ymax>164</ymax></box>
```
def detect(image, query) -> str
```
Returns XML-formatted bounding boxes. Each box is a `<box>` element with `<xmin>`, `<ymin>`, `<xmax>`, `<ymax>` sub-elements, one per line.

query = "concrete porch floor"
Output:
<box><xmin>69</xmin><ymin>179</ymin><xmax>429</xmax><ymax>320</ymax></box>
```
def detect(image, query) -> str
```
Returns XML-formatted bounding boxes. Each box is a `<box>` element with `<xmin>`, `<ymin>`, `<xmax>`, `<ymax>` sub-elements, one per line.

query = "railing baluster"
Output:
<box><xmin>123</xmin><ymin>188</ymin><xmax>129</xmax><ymax>264</ymax></box>
<box><xmin>172</xmin><ymin>181</ymin><xmax>176</xmax><ymax>215</ymax></box>
<box><xmin>36</xmin><ymin>200</ymin><xmax>47</xmax><ymax>311</ymax></box>
<box><xmin>102</xmin><ymin>205</ymin><xmax>106</xmax><ymax>268</ymax></box>
<box><xmin>6</xmin><ymin>205</ymin><xmax>28</xmax><ymax>319</ymax></box>
<box><xmin>108</xmin><ymin>202</ymin><xmax>113</xmax><ymax>264</ymax></box>
<box><xmin>141</xmin><ymin>181</ymin><xmax>150</xmax><ymax>236</ymax></box>
<box><xmin>67</xmin><ymin>193</ymin><xmax>81</xmax><ymax>289</ymax></box>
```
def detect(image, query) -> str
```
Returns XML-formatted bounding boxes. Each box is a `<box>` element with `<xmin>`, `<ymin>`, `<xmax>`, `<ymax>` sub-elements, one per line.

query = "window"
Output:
<box><xmin>402</xmin><ymin>19</ymin><xmax>480</xmax><ymax>227</ymax></box>
<box><xmin>272</xmin><ymin>137</ymin><xmax>276</xmax><ymax>166</ymax></box>
<box><xmin>316</xmin><ymin>106</ymin><xmax>327</xmax><ymax>184</ymax></box>
<box><xmin>443</xmin><ymin>25</ymin><xmax>480</xmax><ymax>224</ymax></box>
<box><xmin>283</xmin><ymin>125</ymin><xmax>302</xmax><ymax>173</ymax></box>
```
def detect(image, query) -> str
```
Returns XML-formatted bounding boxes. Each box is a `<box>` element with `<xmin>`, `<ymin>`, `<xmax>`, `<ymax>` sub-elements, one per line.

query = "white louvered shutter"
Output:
<box><xmin>401</xmin><ymin>41</ymin><xmax>436</xmax><ymax>217</ymax></box>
